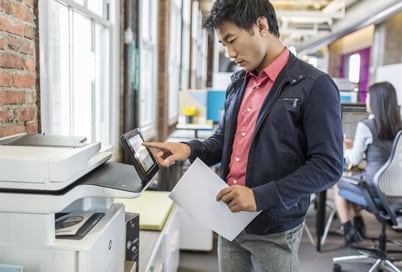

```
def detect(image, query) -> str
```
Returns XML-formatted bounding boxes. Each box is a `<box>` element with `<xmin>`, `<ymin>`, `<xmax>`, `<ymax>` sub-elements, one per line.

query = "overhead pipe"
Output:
<box><xmin>295</xmin><ymin>0</ymin><xmax>402</xmax><ymax>56</ymax></box>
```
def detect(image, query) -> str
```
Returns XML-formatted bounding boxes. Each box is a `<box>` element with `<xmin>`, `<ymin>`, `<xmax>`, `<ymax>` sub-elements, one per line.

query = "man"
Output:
<box><xmin>144</xmin><ymin>0</ymin><xmax>343</xmax><ymax>271</ymax></box>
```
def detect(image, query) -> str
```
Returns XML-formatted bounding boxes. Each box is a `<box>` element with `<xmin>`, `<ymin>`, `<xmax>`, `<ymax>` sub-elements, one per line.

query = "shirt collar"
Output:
<box><xmin>245</xmin><ymin>48</ymin><xmax>290</xmax><ymax>81</ymax></box>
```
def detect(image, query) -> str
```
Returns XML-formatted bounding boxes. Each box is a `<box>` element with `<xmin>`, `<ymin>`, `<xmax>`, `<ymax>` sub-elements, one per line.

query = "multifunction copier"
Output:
<box><xmin>0</xmin><ymin>133</ymin><xmax>143</xmax><ymax>272</ymax></box>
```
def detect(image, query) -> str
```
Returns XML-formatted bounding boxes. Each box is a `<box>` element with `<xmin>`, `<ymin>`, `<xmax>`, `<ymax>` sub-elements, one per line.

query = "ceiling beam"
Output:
<box><xmin>277</xmin><ymin>10</ymin><xmax>344</xmax><ymax>19</ymax></box>
<box><xmin>296</xmin><ymin>0</ymin><xmax>402</xmax><ymax>55</ymax></box>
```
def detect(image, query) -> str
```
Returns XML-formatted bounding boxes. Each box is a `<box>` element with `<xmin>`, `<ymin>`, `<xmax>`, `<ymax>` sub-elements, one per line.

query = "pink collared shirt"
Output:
<box><xmin>226</xmin><ymin>48</ymin><xmax>290</xmax><ymax>186</ymax></box>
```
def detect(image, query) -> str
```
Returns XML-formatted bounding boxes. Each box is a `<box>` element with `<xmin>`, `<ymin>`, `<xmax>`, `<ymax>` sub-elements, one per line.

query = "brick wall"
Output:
<box><xmin>0</xmin><ymin>0</ymin><xmax>38</xmax><ymax>138</ymax></box>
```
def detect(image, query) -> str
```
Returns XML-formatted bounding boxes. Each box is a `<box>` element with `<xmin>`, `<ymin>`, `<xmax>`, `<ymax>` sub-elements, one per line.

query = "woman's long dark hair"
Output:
<box><xmin>369</xmin><ymin>81</ymin><xmax>402</xmax><ymax>140</ymax></box>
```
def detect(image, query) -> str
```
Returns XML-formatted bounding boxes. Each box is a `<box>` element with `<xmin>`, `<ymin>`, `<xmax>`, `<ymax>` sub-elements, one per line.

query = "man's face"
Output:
<box><xmin>216</xmin><ymin>21</ymin><xmax>268</xmax><ymax>73</ymax></box>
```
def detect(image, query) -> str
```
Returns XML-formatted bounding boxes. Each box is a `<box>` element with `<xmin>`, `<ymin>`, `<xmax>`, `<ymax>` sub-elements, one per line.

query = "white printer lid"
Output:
<box><xmin>4</xmin><ymin>134</ymin><xmax>88</xmax><ymax>147</ymax></box>
<box><xmin>0</xmin><ymin>162</ymin><xmax>145</xmax><ymax>214</ymax></box>
<box><xmin>0</xmin><ymin>134</ymin><xmax>111</xmax><ymax>191</ymax></box>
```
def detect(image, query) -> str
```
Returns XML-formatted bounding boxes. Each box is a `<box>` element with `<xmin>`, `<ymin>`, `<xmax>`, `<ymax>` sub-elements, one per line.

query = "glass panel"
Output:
<box><xmin>72</xmin><ymin>11</ymin><xmax>92</xmax><ymax>140</ymax></box>
<box><xmin>72</xmin><ymin>0</ymin><xmax>84</xmax><ymax>6</ymax></box>
<box><xmin>139</xmin><ymin>0</ymin><xmax>157</xmax><ymax>132</ymax></box>
<box><xmin>141</xmin><ymin>1</ymin><xmax>151</xmax><ymax>41</ymax></box>
<box><xmin>348</xmin><ymin>53</ymin><xmax>361</xmax><ymax>83</ymax></box>
<box><xmin>88</xmin><ymin>0</ymin><xmax>104</xmax><ymax>17</ymax></box>
<box><xmin>42</xmin><ymin>0</ymin><xmax>115</xmax><ymax>150</ymax></box>
<box><xmin>95</xmin><ymin>24</ymin><xmax>111</xmax><ymax>145</ymax></box>
<box><xmin>48</xmin><ymin>1</ymin><xmax>70</xmax><ymax>135</ymax></box>
<box><xmin>168</xmin><ymin>3</ymin><xmax>181</xmax><ymax>121</ymax></box>
<box><xmin>139</xmin><ymin>47</ymin><xmax>154</xmax><ymax>127</ymax></box>
<box><xmin>181</xmin><ymin>26</ymin><xmax>190</xmax><ymax>89</ymax></box>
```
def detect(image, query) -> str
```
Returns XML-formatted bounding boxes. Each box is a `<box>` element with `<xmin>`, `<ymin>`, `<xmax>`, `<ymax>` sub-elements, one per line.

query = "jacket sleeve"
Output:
<box><xmin>185</xmin><ymin>70</ymin><xmax>245</xmax><ymax>167</ymax></box>
<box><xmin>186</xmin><ymin>124</ymin><xmax>225</xmax><ymax>166</ymax></box>
<box><xmin>253</xmin><ymin>74</ymin><xmax>344</xmax><ymax>211</ymax></box>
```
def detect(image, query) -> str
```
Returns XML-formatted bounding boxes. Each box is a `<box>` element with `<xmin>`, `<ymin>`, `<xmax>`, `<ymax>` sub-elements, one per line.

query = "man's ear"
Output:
<box><xmin>255</xmin><ymin>16</ymin><xmax>269</xmax><ymax>36</ymax></box>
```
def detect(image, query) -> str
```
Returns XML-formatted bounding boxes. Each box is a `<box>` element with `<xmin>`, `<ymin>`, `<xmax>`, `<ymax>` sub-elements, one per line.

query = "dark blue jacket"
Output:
<box><xmin>187</xmin><ymin>53</ymin><xmax>344</xmax><ymax>235</ymax></box>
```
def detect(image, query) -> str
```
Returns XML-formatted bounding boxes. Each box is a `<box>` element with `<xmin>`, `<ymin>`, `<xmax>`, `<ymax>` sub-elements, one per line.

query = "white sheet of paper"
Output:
<box><xmin>169</xmin><ymin>158</ymin><xmax>261</xmax><ymax>241</ymax></box>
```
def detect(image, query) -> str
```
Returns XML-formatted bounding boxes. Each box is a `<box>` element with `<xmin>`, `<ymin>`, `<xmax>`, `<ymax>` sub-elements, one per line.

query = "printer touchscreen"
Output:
<box><xmin>121</xmin><ymin>128</ymin><xmax>159</xmax><ymax>184</ymax></box>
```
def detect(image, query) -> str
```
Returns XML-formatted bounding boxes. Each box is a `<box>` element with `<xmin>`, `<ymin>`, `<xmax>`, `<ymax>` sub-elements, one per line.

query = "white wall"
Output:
<box><xmin>377</xmin><ymin>63</ymin><xmax>402</xmax><ymax>108</ymax></box>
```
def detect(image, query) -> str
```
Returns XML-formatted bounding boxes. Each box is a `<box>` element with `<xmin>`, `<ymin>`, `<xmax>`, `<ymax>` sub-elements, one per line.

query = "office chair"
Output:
<box><xmin>333</xmin><ymin>130</ymin><xmax>402</xmax><ymax>272</ymax></box>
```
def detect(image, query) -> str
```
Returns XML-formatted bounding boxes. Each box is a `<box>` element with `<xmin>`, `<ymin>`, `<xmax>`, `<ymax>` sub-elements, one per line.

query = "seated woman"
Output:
<box><xmin>334</xmin><ymin>81</ymin><xmax>402</xmax><ymax>248</ymax></box>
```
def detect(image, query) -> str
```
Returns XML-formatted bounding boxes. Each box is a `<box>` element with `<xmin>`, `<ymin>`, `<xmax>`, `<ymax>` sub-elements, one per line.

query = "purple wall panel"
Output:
<box><xmin>340</xmin><ymin>47</ymin><xmax>371</xmax><ymax>102</ymax></box>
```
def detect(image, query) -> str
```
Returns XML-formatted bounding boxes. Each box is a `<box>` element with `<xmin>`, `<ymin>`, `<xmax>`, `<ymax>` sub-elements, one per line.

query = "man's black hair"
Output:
<box><xmin>203</xmin><ymin>0</ymin><xmax>280</xmax><ymax>37</ymax></box>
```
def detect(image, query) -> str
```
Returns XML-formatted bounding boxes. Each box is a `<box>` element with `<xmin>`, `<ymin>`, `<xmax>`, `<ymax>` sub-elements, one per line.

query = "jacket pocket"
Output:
<box><xmin>268</xmin><ymin>97</ymin><xmax>303</xmax><ymax>138</ymax></box>
<box><xmin>277</xmin><ymin>97</ymin><xmax>301</xmax><ymax>109</ymax></box>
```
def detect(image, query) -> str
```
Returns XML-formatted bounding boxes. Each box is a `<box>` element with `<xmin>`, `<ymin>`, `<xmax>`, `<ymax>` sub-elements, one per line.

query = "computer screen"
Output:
<box><xmin>341</xmin><ymin>103</ymin><xmax>370</xmax><ymax>139</ymax></box>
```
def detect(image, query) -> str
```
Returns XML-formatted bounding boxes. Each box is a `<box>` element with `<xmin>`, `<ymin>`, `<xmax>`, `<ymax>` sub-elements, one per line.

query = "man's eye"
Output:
<box><xmin>228</xmin><ymin>39</ymin><xmax>236</xmax><ymax>44</ymax></box>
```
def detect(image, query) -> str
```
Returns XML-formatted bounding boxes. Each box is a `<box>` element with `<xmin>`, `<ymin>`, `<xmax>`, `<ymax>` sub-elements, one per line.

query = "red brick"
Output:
<box><xmin>6</xmin><ymin>35</ymin><xmax>32</xmax><ymax>54</ymax></box>
<box><xmin>24</xmin><ymin>90</ymin><xmax>36</xmax><ymax>104</ymax></box>
<box><xmin>1</xmin><ymin>124</ymin><xmax>26</xmax><ymax>137</ymax></box>
<box><xmin>13</xmin><ymin>73</ymin><xmax>35</xmax><ymax>88</ymax></box>
<box><xmin>0</xmin><ymin>15</ymin><xmax>25</xmax><ymax>36</ymax></box>
<box><xmin>24</xmin><ymin>0</ymin><xmax>34</xmax><ymax>9</ymax></box>
<box><xmin>7</xmin><ymin>35</ymin><xmax>21</xmax><ymax>52</ymax></box>
<box><xmin>11</xmin><ymin>2</ymin><xmax>33</xmax><ymax>23</ymax></box>
<box><xmin>0</xmin><ymin>34</ymin><xmax>6</xmax><ymax>50</ymax></box>
<box><xmin>24</xmin><ymin>57</ymin><xmax>35</xmax><ymax>71</ymax></box>
<box><xmin>0</xmin><ymin>0</ymin><xmax>37</xmax><ymax>139</ymax></box>
<box><xmin>0</xmin><ymin>90</ymin><xmax>25</xmax><ymax>104</ymax></box>
<box><xmin>1</xmin><ymin>108</ymin><xmax>15</xmax><ymax>120</ymax></box>
<box><xmin>25</xmin><ymin>121</ymin><xmax>37</xmax><ymax>133</ymax></box>
<box><xmin>20</xmin><ymin>106</ymin><xmax>36</xmax><ymax>121</ymax></box>
<box><xmin>0</xmin><ymin>71</ymin><xmax>13</xmax><ymax>87</ymax></box>
<box><xmin>0</xmin><ymin>1</ymin><xmax>12</xmax><ymax>15</ymax></box>
<box><xmin>24</xmin><ymin>24</ymin><xmax>34</xmax><ymax>39</ymax></box>
<box><xmin>0</xmin><ymin>53</ymin><xmax>25</xmax><ymax>69</ymax></box>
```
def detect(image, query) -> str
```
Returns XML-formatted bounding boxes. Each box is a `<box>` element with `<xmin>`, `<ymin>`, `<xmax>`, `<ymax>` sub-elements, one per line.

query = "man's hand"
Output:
<box><xmin>142</xmin><ymin>141</ymin><xmax>191</xmax><ymax>167</ymax></box>
<box><xmin>216</xmin><ymin>185</ymin><xmax>257</xmax><ymax>212</ymax></box>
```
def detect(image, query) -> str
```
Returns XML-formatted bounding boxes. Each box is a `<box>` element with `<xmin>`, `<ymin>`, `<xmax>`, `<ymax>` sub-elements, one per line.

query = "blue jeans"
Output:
<box><xmin>217</xmin><ymin>222</ymin><xmax>304</xmax><ymax>272</ymax></box>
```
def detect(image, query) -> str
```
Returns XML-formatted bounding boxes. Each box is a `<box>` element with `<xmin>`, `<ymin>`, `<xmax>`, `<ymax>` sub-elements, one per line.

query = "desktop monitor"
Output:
<box><xmin>341</xmin><ymin>103</ymin><xmax>370</xmax><ymax>139</ymax></box>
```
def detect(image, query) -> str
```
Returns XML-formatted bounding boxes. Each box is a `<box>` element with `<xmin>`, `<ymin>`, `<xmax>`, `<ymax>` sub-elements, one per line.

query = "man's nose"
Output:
<box><xmin>226</xmin><ymin>46</ymin><xmax>237</xmax><ymax>60</ymax></box>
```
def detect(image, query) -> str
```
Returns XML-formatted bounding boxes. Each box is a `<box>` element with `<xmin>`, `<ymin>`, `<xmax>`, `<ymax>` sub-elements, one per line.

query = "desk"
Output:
<box><xmin>176</xmin><ymin>122</ymin><xmax>214</xmax><ymax>138</ymax></box>
<box><xmin>116</xmin><ymin>191</ymin><xmax>180</xmax><ymax>272</ymax></box>
<box><xmin>315</xmin><ymin>190</ymin><xmax>327</xmax><ymax>252</ymax></box>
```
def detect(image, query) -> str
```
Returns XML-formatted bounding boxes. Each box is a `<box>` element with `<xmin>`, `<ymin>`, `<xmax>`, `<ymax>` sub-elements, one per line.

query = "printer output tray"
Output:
<box><xmin>0</xmin><ymin>162</ymin><xmax>146</xmax><ymax>214</ymax></box>
<box><xmin>80</xmin><ymin>162</ymin><xmax>145</xmax><ymax>193</ymax></box>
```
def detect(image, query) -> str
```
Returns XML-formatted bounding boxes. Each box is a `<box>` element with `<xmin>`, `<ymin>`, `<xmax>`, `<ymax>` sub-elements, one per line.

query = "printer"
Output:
<box><xmin>0</xmin><ymin>133</ymin><xmax>144</xmax><ymax>272</ymax></box>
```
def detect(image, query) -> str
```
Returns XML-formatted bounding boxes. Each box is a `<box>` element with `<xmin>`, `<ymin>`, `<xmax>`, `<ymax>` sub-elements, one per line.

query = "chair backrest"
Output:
<box><xmin>373</xmin><ymin>130</ymin><xmax>402</xmax><ymax>225</ymax></box>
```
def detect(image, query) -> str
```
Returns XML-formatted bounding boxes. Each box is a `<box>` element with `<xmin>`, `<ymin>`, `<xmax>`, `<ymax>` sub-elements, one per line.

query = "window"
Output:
<box><xmin>348</xmin><ymin>53</ymin><xmax>361</xmax><ymax>84</ymax></box>
<box><xmin>181</xmin><ymin>0</ymin><xmax>191</xmax><ymax>90</ymax></box>
<box><xmin>190</xmin><ymin>1</ymin><xmax>207</xmax><ymax>88</ymax></box>
<box><xmin>39</xmin><ymin>0</ymin><xmax>119</xmax><ymax>151</ymax></box>
<box><xmin>168</xmin><ymin>0</ymin><xmax>182</xmax><ymax>124</ymax></box>
<box><xmin>341</xmin><ymin>47</ymin><xmax>370</xmax><ymax>93</ymax></box>
<box><xmin>139</xmin><ymin>0</ymin><xmax>158</xmax><ymax>137</ymax></box>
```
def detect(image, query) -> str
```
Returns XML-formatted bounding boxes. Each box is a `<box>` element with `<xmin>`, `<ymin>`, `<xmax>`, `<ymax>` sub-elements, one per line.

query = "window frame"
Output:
<box><xmin>138</xmin><ymin>0</ymin><xmax>158</xmax><ymax>139</ymax></box>
<box><xmin>38</xmin><ymin>0</ymin><xmax>120</xmax><ymax>155</ymax></box>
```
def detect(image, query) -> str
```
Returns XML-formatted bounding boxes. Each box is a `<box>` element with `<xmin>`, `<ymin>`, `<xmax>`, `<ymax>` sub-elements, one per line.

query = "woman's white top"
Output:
<box><xmin>344</xmin><ymin>114</ymin><xmax>374</xmax><ymax>166</ymax></box>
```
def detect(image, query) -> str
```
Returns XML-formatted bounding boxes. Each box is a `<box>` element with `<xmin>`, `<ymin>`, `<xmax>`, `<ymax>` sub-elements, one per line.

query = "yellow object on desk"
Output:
<box><xmin>115</xmin><ymin>190</ymin><xmax>174</xmax><ymax>231</ymax></box>
<box><xmin>183</xmin><ymin>106</ymin><xmax>197</xmax><ymax>116</ymax></box>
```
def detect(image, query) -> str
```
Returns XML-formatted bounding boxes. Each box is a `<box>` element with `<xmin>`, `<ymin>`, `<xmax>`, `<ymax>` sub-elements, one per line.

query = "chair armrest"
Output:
<box><xmin>341</xmin><ymin>176</ymin><xmax>360</xmax><ymax>186</ymax></box>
